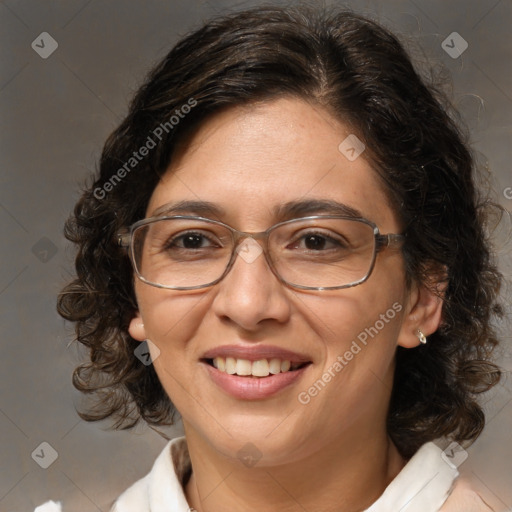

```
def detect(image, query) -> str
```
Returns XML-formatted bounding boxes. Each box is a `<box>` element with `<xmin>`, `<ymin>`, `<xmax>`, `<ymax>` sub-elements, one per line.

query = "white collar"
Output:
<box><xmin>112</xmin><ymin>437</ymin><xmax>458</xmax><ymax>512</ymax></box>
<box><xmin>364</xmin><ymin>441</ymin><xmax>459</xmax><ymax>511</ymax></box>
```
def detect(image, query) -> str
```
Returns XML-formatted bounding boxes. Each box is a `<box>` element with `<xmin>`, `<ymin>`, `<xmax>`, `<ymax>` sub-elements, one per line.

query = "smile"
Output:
<box><xmin>207</xmin><ymin>357</ymin><xmax>308</xmax><ymax>377</ymax></box>
<box><xmin>200</xmin><ymin>344</ymin><xmax>313</xmax><ymax>399</ymax></box>
<box><xmin>201</xmin><ymin>359</ymin><xmax>312</xmax><ymax>400</ymax></box>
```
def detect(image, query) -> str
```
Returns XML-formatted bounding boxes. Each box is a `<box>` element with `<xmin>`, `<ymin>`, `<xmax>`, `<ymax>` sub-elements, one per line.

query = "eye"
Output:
<box><xmin>166</xmin><ymin>231</ymin><xmax>219</xmax><ymax>250</ymax></box>
<box><xmin>288</xmin><ymin>230</ymin><xmax>348</xmax><ymax>252</ymax></box>
<box><xmin>301</xmin><ymin>234</ymin><xmax>332</xmax><ymax>251</ymax></box>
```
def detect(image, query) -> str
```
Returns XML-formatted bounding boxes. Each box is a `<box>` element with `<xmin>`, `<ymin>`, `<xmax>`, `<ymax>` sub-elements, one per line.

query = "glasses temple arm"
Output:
<box><xmin>376</xmin><ymin>233</ymin><xmax>405</xmax><ymax>250</ymax></box>
<box><xmin>117</xmin><ymin>232</ymin><xmax>131</xmax><ymax>248</ymax></box>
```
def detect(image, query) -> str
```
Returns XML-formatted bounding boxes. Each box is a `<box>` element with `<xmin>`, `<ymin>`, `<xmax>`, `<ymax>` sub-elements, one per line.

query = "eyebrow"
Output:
<box><xmin>150</xmin><ymin>198</ymin><xmax>364</xmax><ymax>222</ymax></box>
<box><xmin>150</xmin><ymin>200</ymin><xmax>226</xmax><ymax>218</ymax></box>
<box><xmin>274</xmin><ymin>199</ymin><xmax>363</xmax><ymax>221</ymax></box>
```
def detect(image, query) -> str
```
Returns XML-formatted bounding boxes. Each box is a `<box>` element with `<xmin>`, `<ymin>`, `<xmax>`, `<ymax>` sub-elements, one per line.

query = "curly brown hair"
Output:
<box><xmin>57</xmin><ymin>5</ymin><xmax>504</xmax><ymax>459</ymax></box>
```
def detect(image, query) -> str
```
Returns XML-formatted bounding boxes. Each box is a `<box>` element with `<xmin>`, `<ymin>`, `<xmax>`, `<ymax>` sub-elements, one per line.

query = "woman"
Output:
<box><xmin>42</xmin><ymin>5</ymin><xmax>504</xmax><ymax>512</ymax></box>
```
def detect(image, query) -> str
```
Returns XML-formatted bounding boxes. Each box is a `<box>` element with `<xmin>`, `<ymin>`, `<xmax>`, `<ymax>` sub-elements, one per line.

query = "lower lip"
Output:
<box><xmin>202</xmin><ymin>362</ymin><xmax>310</xmax><ymax>400</ymax></box>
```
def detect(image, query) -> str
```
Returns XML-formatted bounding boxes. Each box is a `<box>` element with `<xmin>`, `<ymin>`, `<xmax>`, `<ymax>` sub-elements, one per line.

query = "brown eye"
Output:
<box><xmin>303</xmin><ymin>234</ymin><xmax>329</xmax><ymax>250</ymax></box>
<box><xmin>288</xmin><ymin>230</ymin><xmax>348</xmax><ymax>252</ymax></box>
<box><xmin>165</xmin><ymin>231</ymin><xmax>219</xmax><ymax>250</ymax></box>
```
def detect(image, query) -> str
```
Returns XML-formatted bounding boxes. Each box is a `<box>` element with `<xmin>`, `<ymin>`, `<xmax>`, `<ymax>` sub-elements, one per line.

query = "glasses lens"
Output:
<box><xmin>130</xmin><ymin>217</ymin><xmax>377</xmax><ymax>290</ymax></box>
<box><xmin>269</xmin><ymin>218</ymin><xmax>376</xmax><ymax>289</ymax></box>
<box><xmin>132</xmin><ymin>218</ymin><xmax>233</xmax><ymax>288</ymax></box>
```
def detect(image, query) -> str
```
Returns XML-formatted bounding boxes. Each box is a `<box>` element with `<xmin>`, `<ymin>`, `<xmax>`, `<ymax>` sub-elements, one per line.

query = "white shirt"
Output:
<box><xmin>35</xmin><ymin>436</ymin><xmax>494</xmax><ymax>512</ymax></box>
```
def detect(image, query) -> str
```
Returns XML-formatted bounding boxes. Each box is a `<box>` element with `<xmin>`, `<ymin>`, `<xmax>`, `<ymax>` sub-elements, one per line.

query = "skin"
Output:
<box><xmin>128</xmin><ymin>97</ymin><xmax>444</xmax><ymax>512</ymax></box>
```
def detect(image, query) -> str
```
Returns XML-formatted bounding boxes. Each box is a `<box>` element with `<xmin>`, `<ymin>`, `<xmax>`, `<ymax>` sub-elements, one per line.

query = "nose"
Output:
<box><xmin>210</xmin><ymin>238</ymin><xmax>291</xmax><ymax>332</ymax></box>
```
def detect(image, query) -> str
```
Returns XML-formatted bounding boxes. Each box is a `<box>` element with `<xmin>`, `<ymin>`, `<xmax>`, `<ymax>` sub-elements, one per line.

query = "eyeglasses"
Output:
<box><xmin>117</xmin><ymin>215</ymin><xmax>404</xmax><ymax>291</ymax></box>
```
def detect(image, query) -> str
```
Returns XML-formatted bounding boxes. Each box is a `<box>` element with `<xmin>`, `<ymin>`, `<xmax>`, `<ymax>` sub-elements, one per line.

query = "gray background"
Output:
<box><xmin>1</xmin><ymin>1</ymin><xmax>511</xmax><ymax>511</ymax></box>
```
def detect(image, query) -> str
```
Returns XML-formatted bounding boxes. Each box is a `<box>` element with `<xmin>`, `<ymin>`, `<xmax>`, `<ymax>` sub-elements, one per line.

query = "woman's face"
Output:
<box><xmin>129</xmin><ymin>97</ymin><xmax>419</xmax><ymax>465</ymax></box>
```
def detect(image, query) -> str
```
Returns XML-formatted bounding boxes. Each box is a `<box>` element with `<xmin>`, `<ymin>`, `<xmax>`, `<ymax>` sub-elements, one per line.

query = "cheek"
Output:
<box><xmin>136</xmin><ymin>290</ymin><xmax>216</xmax><ymax>409</ymax></box>
<box><xmin>135</xmin><ymin>288</ymin><xmax>215</xmax><ymax>387</ymax></box>
<box><xmin>301</xmin><ymin>289</ymin><xmax>404</xmax><ymax>350</ymax></box>
<box><xmin>294</xmin><ymin>293</ymin><xmax>404</xmax><ymax>432</ymax></box>
<box><xmin>138</xmin><ymin>289</ymin><xmax>210</xmax><ymax>339</ymax></box>
<box><xmin>297</xmin><ymin>277</ymin><xmax>406</xmax><ymax>401</ymax></box>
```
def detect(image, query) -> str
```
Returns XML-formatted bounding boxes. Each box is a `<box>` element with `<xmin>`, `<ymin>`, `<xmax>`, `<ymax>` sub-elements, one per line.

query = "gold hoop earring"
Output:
<box><xmin>417</xmin><ymin>329</ymin><xmax>427</xmax><ymax>344</ymax></box>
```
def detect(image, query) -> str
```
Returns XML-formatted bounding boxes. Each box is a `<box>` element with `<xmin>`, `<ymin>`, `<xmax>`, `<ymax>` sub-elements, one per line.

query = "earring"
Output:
<box><xmin>417</xmin><ymin>329</ymin><xmax>427</xmax><ymax>344</ymax></box>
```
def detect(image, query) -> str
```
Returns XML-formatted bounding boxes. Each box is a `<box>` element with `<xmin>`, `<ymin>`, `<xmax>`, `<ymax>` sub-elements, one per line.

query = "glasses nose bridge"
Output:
<box><xmin>230</xmin><ymin>226</ymin><xmax>270</xmax><ymax>248</ymax></box>
<box><xmin>227</xmin><ymin>227</ymin><xmax>274</xmax><ymax>274</ymax></box>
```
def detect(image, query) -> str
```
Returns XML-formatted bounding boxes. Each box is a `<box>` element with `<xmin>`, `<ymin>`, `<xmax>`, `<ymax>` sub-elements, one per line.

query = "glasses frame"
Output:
<box><xmin>117</xmin><ymin>215</ymin><xmax>404</xmax><ymax>291</ymax></box>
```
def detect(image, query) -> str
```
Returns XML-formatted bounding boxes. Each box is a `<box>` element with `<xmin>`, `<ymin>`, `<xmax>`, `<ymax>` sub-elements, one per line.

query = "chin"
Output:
<box><xmin>186</xmin><ymin>411</ymin><xmax>321</xmax><ymax>467</ymax></box>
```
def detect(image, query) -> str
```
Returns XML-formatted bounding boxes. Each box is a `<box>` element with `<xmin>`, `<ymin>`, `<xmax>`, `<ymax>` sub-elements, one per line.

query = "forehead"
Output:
<box><xmin>148</xmin><ymin>97</ymin><xmax>399</xmax><ymax>231</ymax></box>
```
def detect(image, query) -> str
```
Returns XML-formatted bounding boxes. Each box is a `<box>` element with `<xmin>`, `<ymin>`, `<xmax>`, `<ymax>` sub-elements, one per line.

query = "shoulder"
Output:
<box><xmin>111</xmin><ymin>436</ymin><xmax>191</xmax><ymax>512</ymax></box>
<box><xmin>365</xmin><ymin>441</ymin><xmax>459</xmax><ymax>511</ymax></box>
<box><xmin>33</xmin><ymin>439</ymin><xmax>187</xmax><ymax>512</ymax></box>
<box><xmin>111</xmin><ymin>473</ymin><xmax>151</xmax><ymax>511</ymax></box>
<box><xmin>34</xmin><ymin>501</ymin><xmax>62</xmax><ymax>512</ymax></box>
<box><xmin>440</xmin><ymin>479</ymin><xmax>495</xmax><ymax>512</ymax></box>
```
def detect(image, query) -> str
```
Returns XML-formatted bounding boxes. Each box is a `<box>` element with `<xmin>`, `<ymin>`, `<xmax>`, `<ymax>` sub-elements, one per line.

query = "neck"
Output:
<box><xmin>184</xmin><ymin>427</ymin><xmax>406</xmax><ymax>512</ymax></box>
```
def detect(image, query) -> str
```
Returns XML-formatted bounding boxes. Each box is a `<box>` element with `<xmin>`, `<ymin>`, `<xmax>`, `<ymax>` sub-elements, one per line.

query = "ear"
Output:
<box><xmin>397</xmin><ymin>273</ymin><xmax>447</xmax><ymax>348</ymax></box>
<box><xmin>128</xmin><ymin>310</ymin><xmax>147</xmax><ymax>342</ymax></box>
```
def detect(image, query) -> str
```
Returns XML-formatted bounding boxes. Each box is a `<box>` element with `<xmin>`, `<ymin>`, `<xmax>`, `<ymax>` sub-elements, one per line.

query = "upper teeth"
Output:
<box><xmin>212</xmin><ymin>357</ymin><xmax>302</xmax><ymax>377</ymax></box>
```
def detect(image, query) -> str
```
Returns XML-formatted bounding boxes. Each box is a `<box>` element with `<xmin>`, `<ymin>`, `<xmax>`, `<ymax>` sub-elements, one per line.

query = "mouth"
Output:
<box><xmin>200</xmin><ymin>344</ymin><xmax>313</xmax><ymax>399</ymax></box>
<box><xmin>202</xmin><ymin>357</ymin><xmax>312</xmax><ymax>377</ymax></box>
<box><xmin>200</xmin><ymin>346</ymin><xmax>313</xmax><ymax>400</ymax></box>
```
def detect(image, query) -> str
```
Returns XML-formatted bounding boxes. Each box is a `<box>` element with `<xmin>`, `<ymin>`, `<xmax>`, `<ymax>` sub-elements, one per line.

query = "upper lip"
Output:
<box><xmin>201</xmin><ymin>344</ymin><xmax>312</xmax><ymax>363</ymax></box>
